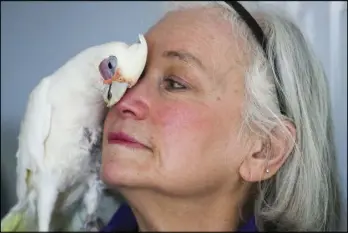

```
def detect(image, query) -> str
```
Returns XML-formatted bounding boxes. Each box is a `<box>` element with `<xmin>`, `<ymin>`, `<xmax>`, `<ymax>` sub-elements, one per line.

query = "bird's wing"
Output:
<box><xmin>15</xmin><ymin>77</ymin><xmax>53</xmax><ymax>201</ymax></box>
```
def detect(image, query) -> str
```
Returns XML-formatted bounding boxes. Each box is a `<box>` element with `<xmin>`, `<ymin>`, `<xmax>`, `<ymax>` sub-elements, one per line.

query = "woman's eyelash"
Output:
<box><xmin>162</xmin><ymin>76</ymin><xmax>188</xmax><ymax>91</ymax></box>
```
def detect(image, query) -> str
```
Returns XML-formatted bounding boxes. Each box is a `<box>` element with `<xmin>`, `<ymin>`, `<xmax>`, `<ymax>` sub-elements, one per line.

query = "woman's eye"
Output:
<box><xmin>163</xmin><ymin>76</ymin><xmax>187</xmax><ymax>91</ymax></box>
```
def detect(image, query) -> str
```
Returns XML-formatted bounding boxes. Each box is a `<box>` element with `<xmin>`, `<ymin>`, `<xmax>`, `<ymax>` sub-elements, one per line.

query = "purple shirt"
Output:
<box><xmin>100</xmin><ymin>203</ymin><xmax>258</xmax><ymax>232</ymax></box>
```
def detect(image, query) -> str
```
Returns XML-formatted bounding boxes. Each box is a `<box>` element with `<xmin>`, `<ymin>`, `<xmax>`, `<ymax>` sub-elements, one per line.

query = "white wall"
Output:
<box><xmin>1</xmin><ymin>1</ymin><xmax>346</xmax><ymax>230</ymax></box>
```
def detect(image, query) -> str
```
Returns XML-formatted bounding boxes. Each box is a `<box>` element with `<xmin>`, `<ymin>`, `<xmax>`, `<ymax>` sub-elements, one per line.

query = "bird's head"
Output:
<box><xmin>99</xmin><ymin>34</ymin><xmax>147</xmax><ymax>107</ymax></box>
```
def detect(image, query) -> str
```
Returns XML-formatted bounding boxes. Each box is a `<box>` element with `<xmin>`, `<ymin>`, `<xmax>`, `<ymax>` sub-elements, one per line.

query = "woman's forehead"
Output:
<box><xmin>145</xmin><ymin>8</ymin><xmax>244</xmax><ymax>74</ymax></box>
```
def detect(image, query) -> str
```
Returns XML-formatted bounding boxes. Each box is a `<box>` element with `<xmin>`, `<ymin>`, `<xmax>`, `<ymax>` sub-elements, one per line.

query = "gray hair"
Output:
<box><xmin>162</xmin><ymin>1</ymin><xmax>341</xmax><ymax>231</ymax></box>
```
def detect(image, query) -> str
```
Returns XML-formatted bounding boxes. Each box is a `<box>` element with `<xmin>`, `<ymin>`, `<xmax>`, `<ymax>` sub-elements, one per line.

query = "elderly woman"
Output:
<box><xmin>100</xmin><ymin>1</ymin><xmax>341</xmax><ymax>232</ymax></box>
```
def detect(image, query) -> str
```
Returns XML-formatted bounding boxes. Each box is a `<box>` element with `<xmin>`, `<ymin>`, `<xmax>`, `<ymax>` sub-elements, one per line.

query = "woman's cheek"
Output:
<box><xmin>157</xmin><ymin>101</ymin><xmax>209</xmax><ymax>134</ymax></box>
<box><xmin>154</xmin><ymin>102</ymin><xmax>215</xmax><ymax>161</ymax></box>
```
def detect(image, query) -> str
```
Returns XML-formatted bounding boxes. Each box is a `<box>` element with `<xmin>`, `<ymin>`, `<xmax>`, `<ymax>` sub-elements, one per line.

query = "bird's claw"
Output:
<box><xmin>81</xmin><ymin>215</ymin><xmax>104</xmax><ymax>232</ymax></box>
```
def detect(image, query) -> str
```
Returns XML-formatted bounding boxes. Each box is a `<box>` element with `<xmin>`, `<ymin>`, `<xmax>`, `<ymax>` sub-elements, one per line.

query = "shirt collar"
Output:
<box><xmin>101</xmin><ymin>203</ymin><xmax>257</xmax><ymax>232</ymax></box>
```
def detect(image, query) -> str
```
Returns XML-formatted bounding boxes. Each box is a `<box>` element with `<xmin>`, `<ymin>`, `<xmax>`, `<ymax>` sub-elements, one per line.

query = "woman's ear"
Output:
<box><xmin>239</xmin><ymin>120</ymin><xmax>296</xmax><ymax>182</ymax></box>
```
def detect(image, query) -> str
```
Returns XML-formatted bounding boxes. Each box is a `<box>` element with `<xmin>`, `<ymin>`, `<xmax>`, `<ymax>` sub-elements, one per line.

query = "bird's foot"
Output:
<box><xmin>81</xmin><ymin>215</ymin><xmax>104</xmax><ymax>232</ymax></box>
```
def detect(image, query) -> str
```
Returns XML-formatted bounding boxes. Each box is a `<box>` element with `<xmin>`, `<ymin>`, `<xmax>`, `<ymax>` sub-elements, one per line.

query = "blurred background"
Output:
<box><xmin>1</xmin><ymin>1</ymin><xmax>347</xmax><ymax>231</ymax></box>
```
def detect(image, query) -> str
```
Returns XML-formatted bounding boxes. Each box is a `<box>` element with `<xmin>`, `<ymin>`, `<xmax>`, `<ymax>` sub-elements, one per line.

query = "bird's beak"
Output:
<box><xmin>104</xmin><ymin>34</ymin><xmax>148</xmax><ymax>108</ymax></box>
<box><xmin>122</xmin><ymin>34</ymin><xmax>147</xmax><ymax>87</ymax></box>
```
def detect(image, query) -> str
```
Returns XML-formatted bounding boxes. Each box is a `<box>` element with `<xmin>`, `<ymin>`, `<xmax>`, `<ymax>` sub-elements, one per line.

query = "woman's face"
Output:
<box><xmin>101</xmin><ymin>8</ymin><xmax>251</xmax><ymax>196</ymax></box>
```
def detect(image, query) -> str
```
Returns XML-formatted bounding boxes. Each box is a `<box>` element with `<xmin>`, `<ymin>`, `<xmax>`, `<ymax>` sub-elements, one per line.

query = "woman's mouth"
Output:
<box><xmin>107</xmin><ymin>131</ymin><xmax>148</xmax><ymax>149</ymax></box>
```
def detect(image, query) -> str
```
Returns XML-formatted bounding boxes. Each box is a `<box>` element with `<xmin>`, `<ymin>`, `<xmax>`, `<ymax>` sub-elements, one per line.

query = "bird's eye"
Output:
<box><xmin>107</xmin><ymin>56</ymin><xmax>118</xmax><ymax>70</ymax></box>
<box><xmin>99</xmin><ymin>55</ymin><xmax>118</xmax><ymax>82</ymax></box>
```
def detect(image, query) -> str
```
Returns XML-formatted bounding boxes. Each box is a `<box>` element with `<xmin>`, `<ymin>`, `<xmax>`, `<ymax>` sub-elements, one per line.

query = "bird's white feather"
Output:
<box><xmin>15</xmin><ymin>77</ymin><xmax>52</xmax><ymax>202</ymax></box>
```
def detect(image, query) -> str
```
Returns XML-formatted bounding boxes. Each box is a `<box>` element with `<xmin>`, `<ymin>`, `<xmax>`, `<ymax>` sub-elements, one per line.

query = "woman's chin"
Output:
<box><xmin>100</xmin><ymin>152</ymin><xmax>151</xmax><ymax>188</ymax></box>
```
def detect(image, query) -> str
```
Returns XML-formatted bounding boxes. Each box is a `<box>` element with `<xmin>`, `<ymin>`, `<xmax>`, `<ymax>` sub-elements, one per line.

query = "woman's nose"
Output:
<box><xmin>112</xmin><ymin>79</ymin><xmax>150</xmax><ymax>121</ymax></box>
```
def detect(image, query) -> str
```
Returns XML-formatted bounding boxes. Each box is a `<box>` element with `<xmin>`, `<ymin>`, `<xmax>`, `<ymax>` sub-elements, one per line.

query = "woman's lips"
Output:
<box><xmin>107</xmin><ymin>131</ymin><xmax>148</xmax><ymax>149</ymax></box>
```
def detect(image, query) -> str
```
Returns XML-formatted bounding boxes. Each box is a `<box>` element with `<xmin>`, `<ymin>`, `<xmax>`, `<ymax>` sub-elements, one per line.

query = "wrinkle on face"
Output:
<box><xmin>102</xmin><ymin>5</ymin><xmax>251</xmax><ymax>200</ymax></box>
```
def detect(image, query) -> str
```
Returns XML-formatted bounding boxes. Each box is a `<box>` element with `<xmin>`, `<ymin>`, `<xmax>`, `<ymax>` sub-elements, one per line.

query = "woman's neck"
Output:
<box><xmin>120</xmin><ymin>188</ymin><xmax>246</xmax><ymax>232</ymax></box>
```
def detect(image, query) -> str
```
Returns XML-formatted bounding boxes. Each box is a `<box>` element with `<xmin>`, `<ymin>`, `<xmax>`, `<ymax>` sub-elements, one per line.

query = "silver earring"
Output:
<box><xmin>266</xmin><ymin>169</ymin><xmax>269</xmax><ymax>173</ymax></box>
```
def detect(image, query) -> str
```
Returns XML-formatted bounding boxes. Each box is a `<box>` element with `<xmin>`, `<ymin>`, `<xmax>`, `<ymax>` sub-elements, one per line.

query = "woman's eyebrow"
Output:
<box><xmin>162</xmin><ymin>50</ymin><xmax>206</xmax><ymax>71</ymax></box>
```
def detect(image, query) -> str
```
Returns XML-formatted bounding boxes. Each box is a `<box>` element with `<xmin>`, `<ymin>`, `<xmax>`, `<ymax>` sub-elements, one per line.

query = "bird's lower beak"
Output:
<box><xmin>105</xmin><ymin>82</ymin><xmax>128</xmax><ymax>108</ymax></box>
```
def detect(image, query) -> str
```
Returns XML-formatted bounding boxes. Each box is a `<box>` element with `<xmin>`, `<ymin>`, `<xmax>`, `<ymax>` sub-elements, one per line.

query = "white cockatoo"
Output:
<box><xmin>0</xmin><ymin>34</ymin><xmax>148</xmax><ymax>232</ymax></box>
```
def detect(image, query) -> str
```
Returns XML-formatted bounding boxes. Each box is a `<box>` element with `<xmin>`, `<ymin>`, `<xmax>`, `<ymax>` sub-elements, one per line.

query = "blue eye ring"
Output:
<box><xmin>107</xmin><ymin>55</ymin><xmax>118</xmax><ymax>70</ymax></box>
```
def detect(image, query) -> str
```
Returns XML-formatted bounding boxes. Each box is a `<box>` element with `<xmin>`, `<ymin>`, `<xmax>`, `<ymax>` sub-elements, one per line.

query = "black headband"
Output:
<box><xmin>225</xmin><ymin>1</ymin><xmax>286</xmax><ymax>115</ymax></box>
